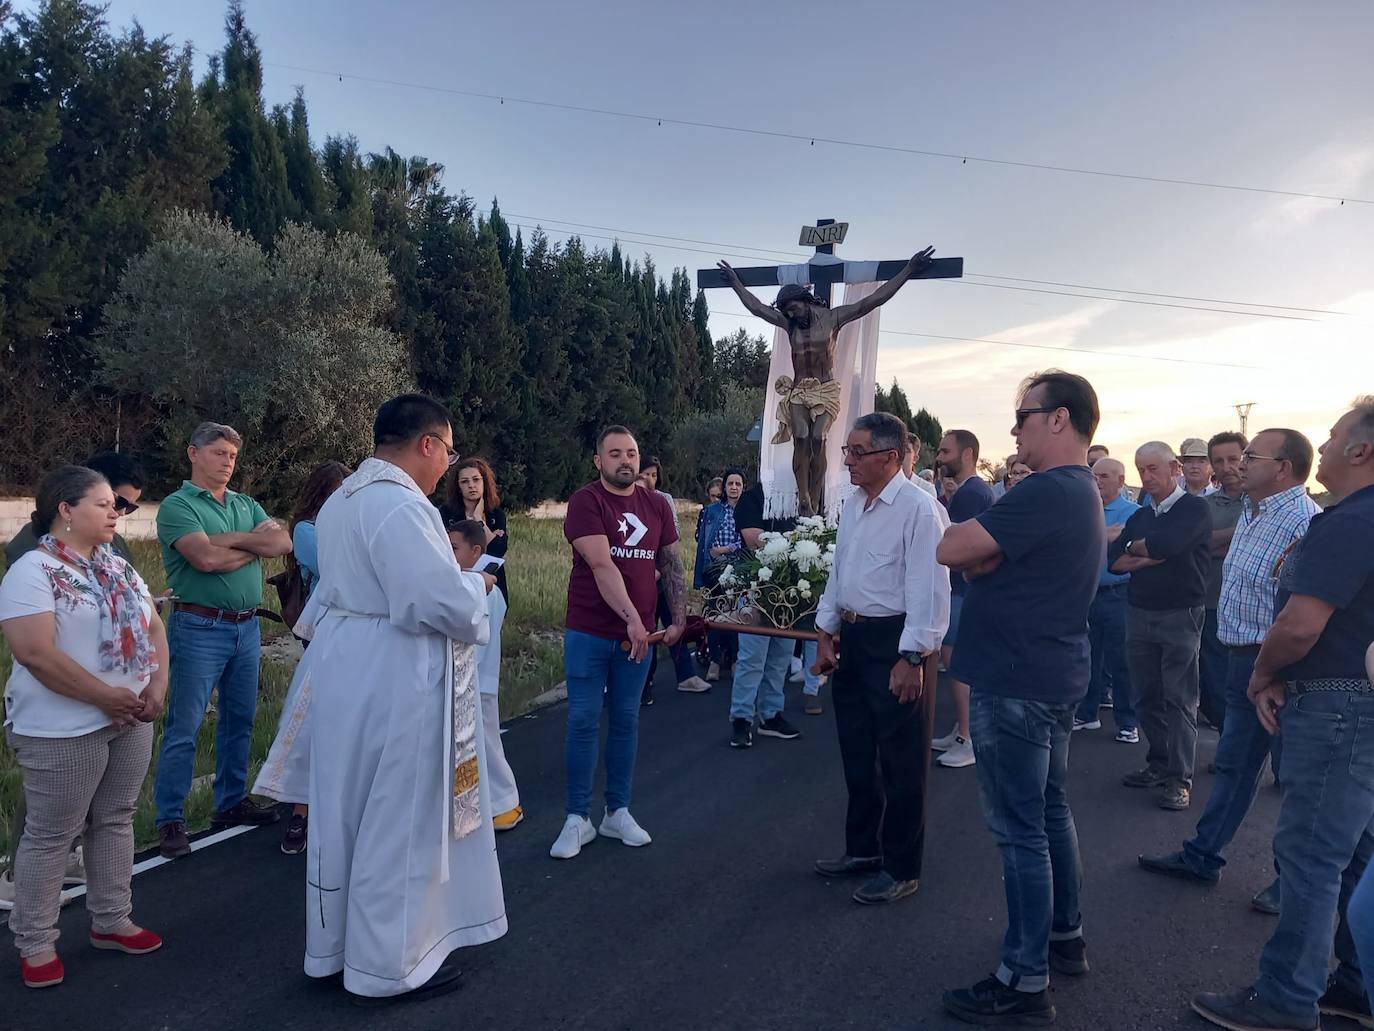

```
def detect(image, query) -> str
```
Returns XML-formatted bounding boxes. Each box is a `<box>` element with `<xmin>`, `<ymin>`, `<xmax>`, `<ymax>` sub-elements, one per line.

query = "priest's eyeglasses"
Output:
<box><xmin>425</xmin><ymin>434</ymin><xmax>461</xmax><ymax>466</ymax></box>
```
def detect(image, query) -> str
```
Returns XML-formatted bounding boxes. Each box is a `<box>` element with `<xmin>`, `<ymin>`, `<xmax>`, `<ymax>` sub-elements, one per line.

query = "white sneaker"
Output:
<box><xmin>931</xmin><ymin>723</ymin><xmax>961</xmax><ymax>752</ymax></box>
<box><xmin>677</xmin><ymin>676</ymin><xmax>712</xmax><ymax>694</ymax></box>
<box><xmin>0</xmin><ymin>866</ymin><xmax>81</xmax><ymax>911</ymax></box>
<box><xmin>549</xmin><ymin>814</ymin><xmax>596</xmax><ymax>859</ymax></box>
<box><xmin>64</xmin><ymin>845</ymin><xmax>86</xmax><ymax>885</ymax></box>
<box><xmin>1072</xmin><ymin>718</ymin><xmax>1101</xmax><ymax>732</ymax></box>
<box><xmin>938</xmin><ymin>736</ymin><xmax>976</xmax><ymax>768</ymax></box>
<box><xmin>1116</xmin><ymin>727</ymin><xmax>1140</xmax><ymax>744</ymax></box>
<box><xmin>788</xmin><ymin>657</ymin><xmax>804</xmax><ymax>683</ymax></box>
<box><xmin>598</xmin><ymin>807</ymin><xmax>652</xmax><ymax>847</ymax></box>
<box><xmin>706</xmin><ymin>662</ymin><xmax>721</xmax><ymax>682</ymax></box>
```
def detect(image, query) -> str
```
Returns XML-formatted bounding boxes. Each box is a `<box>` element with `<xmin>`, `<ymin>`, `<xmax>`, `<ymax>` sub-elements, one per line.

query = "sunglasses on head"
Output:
<box><xmin>114</xmin><ymin>496</ymin><xmax>140</xmax><ymax>516</ymax></box>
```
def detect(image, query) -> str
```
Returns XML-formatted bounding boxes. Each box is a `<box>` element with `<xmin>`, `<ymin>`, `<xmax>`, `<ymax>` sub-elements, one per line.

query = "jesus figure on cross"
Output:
<box><xmin>716</xmin><ymin>245</ymin><xmax>935</xmax><ymax>516</ymax></box>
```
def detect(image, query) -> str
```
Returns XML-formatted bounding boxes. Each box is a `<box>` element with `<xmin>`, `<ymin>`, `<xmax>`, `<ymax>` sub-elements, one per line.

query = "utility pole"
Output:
<box><xmin>1235</xmin><ymin>402</ymin><xmax>1255</xmax><ymax>436</ymax></box>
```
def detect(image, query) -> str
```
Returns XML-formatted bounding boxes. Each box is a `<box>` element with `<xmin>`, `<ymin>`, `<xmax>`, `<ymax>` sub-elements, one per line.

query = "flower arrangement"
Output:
<box><xmin>706</xmin><ymin>515</ymin><xmax>837</xmax><ymax>631</ymax></box>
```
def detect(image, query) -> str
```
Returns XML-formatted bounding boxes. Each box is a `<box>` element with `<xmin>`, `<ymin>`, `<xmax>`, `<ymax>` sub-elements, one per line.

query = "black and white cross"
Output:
<box><xmin>696</xmin><ymin>218</ymin><xmax>963</xmax><ymax>306</ymax></box>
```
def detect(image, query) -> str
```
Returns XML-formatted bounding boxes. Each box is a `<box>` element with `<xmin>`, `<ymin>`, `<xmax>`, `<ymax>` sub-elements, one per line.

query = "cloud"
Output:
<box><xmin>1253</xmin><ymin>135</ymin><xmax>1374</xmax><ymax>233</ymax></box>
<box><xmin>883</xmin><ymin>289</ymin><xmax>1374</xmax><ymax>480</ymax></box>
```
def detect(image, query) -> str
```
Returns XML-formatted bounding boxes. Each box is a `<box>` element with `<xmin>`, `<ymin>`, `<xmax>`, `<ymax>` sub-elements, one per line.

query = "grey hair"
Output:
<box><xmin>1135</xmin><ymin>440</ymin><xmax>1177</xmax><ymax>464</ymax></box>
<box><xmin>189</xmin><ymin>421</ymin><xmax>243</xmax><ymax>449</ymax></box>
<box><xmin>1348</xmin><ymin>395</ymin><xmax>1374</xmax><ymax>453</ymax></box>
<box><xmin>853</xmin><ymin>412</ymin><xmax>907</xmax><ymax>456</ymax></box>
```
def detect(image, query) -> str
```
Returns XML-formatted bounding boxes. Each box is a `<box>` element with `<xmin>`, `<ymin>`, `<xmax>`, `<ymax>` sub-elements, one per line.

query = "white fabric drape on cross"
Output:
<box><xmin>759</xmin><ymin>281</ymin><xmax>880</xmax><ymax>522</ymax></box>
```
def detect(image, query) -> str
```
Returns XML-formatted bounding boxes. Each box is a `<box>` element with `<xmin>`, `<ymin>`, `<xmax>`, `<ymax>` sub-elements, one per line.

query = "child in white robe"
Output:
<box><xmin>448</xmin><ymin>519</ymin><xmax>522</xmax><ymax>830</ymax></box>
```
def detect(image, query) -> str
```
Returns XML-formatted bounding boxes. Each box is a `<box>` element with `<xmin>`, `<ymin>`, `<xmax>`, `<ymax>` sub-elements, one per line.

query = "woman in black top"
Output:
<box><xmin>444</xmin><ymin>457</ymin><xmax>508</xmax><ymax>601</ymax></box>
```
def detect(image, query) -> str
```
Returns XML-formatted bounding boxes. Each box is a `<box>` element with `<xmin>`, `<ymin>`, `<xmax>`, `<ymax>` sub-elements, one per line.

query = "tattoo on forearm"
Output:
<box><xmin>658</xmin><ymin>546</ymin><xmax>687</xmax><ymax>623</ymax></box>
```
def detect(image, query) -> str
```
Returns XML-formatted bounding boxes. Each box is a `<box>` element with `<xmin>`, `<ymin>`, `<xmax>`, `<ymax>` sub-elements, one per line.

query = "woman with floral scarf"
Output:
<box><xmin>0</xmin><ymin>466</ymin><xmax>170</xmax><ymax>989</ymax></box>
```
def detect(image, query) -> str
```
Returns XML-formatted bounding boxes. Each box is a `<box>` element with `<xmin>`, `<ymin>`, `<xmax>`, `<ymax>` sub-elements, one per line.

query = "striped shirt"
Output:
<box><xmin>1217</xmin><ymin>485</ymin><xmax>1321</xmax><ymax>646</ymax></box>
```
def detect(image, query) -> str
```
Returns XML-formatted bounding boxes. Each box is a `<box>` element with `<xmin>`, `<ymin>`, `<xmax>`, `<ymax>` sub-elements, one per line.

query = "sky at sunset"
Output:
<box><xmin>83</xmin><ymin>0</ymin><xmax>1374</xmax><ymax>477</ymax></box>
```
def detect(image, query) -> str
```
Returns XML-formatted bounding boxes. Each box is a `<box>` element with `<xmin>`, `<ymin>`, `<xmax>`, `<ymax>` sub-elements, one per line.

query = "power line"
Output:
<box><xmin>507</xmin><ymin>221</ymin><xmax>1323</xmax><ymax>323</ymax></box>
<box><xmin>506</xmin><ymin>213</ymin><xmax>1345</xmax><ymax>317</ymax></box>
<box><xmin>709</xmin><ymin>309</ymin><xmax>1266</xmax><ymax>371</ymax></box>
<box><xmin>267</xmin><ymin>61</ymin><xmax>1373</xmax><ymax>207</ymax></box>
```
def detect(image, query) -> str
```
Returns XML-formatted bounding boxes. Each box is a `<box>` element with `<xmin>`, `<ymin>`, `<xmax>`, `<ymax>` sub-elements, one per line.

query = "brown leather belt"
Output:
<box><xmin>177</xmin><ymin>602</ymin><xmax>258</xmax><ymax>623</ymax></box>
<box><xmin>840</xmin><ymin>610</ymin><xmax>905</xmax><ymax>625</ymax></box>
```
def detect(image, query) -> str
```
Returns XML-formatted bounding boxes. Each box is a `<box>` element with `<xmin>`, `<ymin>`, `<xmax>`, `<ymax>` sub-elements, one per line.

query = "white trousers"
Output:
<box><xmin>481</xmin><ymin>694</ymin><xmax>520</xmax><ymax>815</ymax></box>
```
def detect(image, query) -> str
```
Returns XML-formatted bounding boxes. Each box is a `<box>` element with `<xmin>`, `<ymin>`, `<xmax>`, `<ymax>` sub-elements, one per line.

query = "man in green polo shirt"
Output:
<box><xmin>153</xmin><ymin>421</ymin><xmax>292</xmax><ymax>859</ymax></box>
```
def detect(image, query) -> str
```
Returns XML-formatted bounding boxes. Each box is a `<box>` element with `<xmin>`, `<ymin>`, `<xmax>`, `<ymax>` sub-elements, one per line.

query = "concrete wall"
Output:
<box><xmin>0</xmin><ymin>497</ymin><xmax>161</xmax><ymax>543</ymax></box>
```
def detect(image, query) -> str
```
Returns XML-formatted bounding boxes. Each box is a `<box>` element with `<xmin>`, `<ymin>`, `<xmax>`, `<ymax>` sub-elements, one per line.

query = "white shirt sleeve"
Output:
<box><xmin>900</xmin><ymin>496</ymin><xmax>951</xmax><ymax>655</ymax></box>
<box><xmin>0</xmin><ymin>554</ymin><xmax>55</xmax><ymax>619</ymax></box>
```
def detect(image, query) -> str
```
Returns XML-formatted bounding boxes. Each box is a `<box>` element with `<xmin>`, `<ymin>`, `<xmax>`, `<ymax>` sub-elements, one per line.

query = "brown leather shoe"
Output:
<box><xmin>158</xmin><ymin>821</ymin><xmax>191</xmax><ymax>859</ymax></box>
<box><xmin>804</xmin><ymin>693</ymin><xmax>824</xmax><ymax>715</ymax></box>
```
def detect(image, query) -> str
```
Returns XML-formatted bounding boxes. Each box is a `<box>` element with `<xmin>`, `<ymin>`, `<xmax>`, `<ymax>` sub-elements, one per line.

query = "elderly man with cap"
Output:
<box><xmin>1180</xmin><ymin>437</ymin><xmax>1216</xmax><ymax>497</ymax></box>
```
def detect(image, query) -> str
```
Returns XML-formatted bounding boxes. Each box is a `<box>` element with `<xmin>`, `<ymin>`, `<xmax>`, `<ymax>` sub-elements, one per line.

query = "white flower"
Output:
<box><xmin>792</xmin><ymin>539</ymin><xmax>822</xmax><ymax>570</ymax></box>
<box><xmin>797</xmin><ymin>578</ymin><xmax>812</xmax><ymax>596</ymax></box>
<box><xmin>757</xmin><ymin>566</ymin><xmax>774</xmax><ymax>582</ymax></box>
<box><xmin>719</xmin><ymin>564</ymin><xmax>735</xmax><ymax>585</ymax></box>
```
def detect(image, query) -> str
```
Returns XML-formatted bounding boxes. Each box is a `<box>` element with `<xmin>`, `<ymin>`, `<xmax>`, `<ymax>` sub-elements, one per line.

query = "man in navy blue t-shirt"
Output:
<box><xmin>1194</xmin><ymin>398</ymin><xmax>1374</xmax><ymax>1031</ymax></box>
<box><xmin>931</xmin><ymin>429</ymin><xmax>996</xmax><ymax>770</ymax></box>
<box><xmin>936</xmin><ymin>371</ymin><xmax>1104</xmax><ymax>1026</ymax></box>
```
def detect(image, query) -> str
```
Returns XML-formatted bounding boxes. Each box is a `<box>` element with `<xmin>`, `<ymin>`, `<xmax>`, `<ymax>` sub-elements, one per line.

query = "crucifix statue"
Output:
<box><xmin>698</xmin><ymin>220</ymin><xmax>963</xmax><ymax>516</ymax></box>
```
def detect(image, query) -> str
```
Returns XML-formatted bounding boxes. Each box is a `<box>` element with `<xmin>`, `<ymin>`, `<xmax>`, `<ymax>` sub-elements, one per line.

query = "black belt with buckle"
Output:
<box><xmin>840</xmin><ymin>610</ymin><xmax>905</xmax><ymax>626</ymax></box>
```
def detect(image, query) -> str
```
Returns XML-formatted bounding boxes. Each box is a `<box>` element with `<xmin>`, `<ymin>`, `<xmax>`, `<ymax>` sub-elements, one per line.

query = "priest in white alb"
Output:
<box><xmin>302</xmin><ymin>393</ymin><xmax>505</xmax><ymax>1003</ymax></box>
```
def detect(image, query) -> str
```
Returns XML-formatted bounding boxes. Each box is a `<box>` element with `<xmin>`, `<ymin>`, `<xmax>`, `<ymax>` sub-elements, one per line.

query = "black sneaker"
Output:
<box><xmin>1138</xmin><ymin>850</ymin><xmax>1220</xmax><ymax>885</ymax></box>
<box><xmin>280</xmin><ymin>813</ymin><xmax>308</xmax><ymax>856</ymax></box>
<box><xmin>757</xmin><ymin>714</ymin><xmax>801</xmax><ymax>740</ymax></box>
<box><xmin>211</xmin><ymin>797</ymin><xmax>281</xmax><ymax>827</ymax></box>
<box><xmin>1318</xmin><ymin>975</ymin><xmax>1371</xmax><ymax>1026</ymax></box>
<box><xmin>729</xmin><ymin>718</ymin><xmax>754</xmax><ymax>749</ymax></box>
<box><xmin>1049</xmin><ymin>936</ymin><xmax>1089</xmax><ymax>976</ymax></box>
<box><xmin>158</xmin><ymin>821</ymin><xmax>191</xmax><ymax>860</ymax></box>
<box><xmin>943</xmin><ymin>976</ymin><xmax>1056</xmax><ymax>1026</ymax></box>
<box><xmin>1192</xmin><ymin>987</ymin><xmax>1317</xmax><ymax>1031</ymax></box>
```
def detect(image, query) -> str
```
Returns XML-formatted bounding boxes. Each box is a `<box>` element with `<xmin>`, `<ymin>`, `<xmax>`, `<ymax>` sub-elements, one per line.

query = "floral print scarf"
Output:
<box><xmin>39</xmin><ymin>534</ymin><xmax>153</xmax><ymax>678</ymax></box>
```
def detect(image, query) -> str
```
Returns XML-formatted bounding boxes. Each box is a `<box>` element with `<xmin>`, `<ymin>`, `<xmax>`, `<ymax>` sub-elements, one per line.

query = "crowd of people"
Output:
<box><xmin>1</xmin><ymin>382</ymin><xmax>1372</xmax><ymax>1031</ymax></box>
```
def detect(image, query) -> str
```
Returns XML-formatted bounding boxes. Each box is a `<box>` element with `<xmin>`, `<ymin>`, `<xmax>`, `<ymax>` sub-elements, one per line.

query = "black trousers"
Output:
<box><xmin>832</xmin><ymin>620</ymin><xmax>936</xmax><ymax>881</ymax></box>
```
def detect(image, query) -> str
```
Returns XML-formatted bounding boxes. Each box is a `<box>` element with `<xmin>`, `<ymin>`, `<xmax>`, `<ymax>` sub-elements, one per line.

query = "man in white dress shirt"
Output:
<box><xmin>814</xmin><ymin>412</ymin><xmax>950</xmax><ymax>905</ymax></box>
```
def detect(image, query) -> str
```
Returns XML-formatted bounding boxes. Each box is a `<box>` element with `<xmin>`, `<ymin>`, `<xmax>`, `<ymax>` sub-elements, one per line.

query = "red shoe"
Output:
<box><xmin>21</xmin><ymin>954</ymin><xmax>64</xmax><ymax>988</ymax></box>
<box><xmin>90</xmin><ymin>927</ymin><xmax>163</xmax><ymax>955</ymax></box>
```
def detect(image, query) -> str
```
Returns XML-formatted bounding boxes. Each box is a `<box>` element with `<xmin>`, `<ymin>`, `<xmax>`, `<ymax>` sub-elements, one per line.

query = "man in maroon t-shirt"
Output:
<box><xmin>550</xmin><ymin>425</ymin><xmax>687</xmax><ymax>861</ymax></box>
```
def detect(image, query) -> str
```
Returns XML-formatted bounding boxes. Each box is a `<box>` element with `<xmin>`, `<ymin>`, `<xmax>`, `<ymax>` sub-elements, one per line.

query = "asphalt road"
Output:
<box><xmin>5</xmin><ymin>663</ymin><xmax>1300</xmax><ymax>1031</ymax></box>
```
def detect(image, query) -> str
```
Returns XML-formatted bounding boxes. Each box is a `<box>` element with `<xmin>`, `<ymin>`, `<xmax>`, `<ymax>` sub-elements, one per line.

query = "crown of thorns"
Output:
<box><xmin>773</xmin><ymin>284</ymin><xmax>826</xmax><ymax>309</ymax></box>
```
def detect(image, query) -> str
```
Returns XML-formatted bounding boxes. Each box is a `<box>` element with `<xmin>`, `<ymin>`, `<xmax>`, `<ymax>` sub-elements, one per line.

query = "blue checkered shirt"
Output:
<box><xmin>1217</xmin><ymin>485</ymin><xmax>1321</xmax><ymax>646</ymax></box>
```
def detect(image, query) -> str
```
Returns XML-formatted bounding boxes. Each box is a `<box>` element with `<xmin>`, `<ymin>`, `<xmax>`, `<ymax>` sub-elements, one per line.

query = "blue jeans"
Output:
<box><xmin>970</xmin><ymin>690</ymin><xmax>1083</xmax><ymax>993</ymax></box>
<box><xmin>1347</xmin><ymin>847</ymin><xmax>1374</xmax><ymax>1007</ymax></box>
<box><xmin>802</xmin><ymin>639</ymin><xmax>822</xmax><ymax>696</ymax></box>
<box><xmin>1255</xmin><ymin>690</ymin><xmax>1374</xmax><ymax>1022</ymax></box>
<box><xmin>1197</xmin><ymin>608</ymin><xmax>1229</xmax><ymax>732</ymax></box>
<box><xmin>563</xmin><ymin>629</ymin><xmax>649</xmax><ymax>818</ymax></box>
<box><xmin>730</xmin><ymin>632</ymin><xmax>791</xmax><ymax>722</ymax></box>
<box><xmin>1076</xmin><ymin>585</ymin><xmax>1134</xmax><ymax>729</ymax></box>
<box><xmin>1182</xmin><ymin>648</ymin><xmax>1275</xmax><ymax>874</ymax></box>
<box><xmin>154</xmin><ymin>610</ymin><xmax>262</xmax><ymax>825</ymax></box>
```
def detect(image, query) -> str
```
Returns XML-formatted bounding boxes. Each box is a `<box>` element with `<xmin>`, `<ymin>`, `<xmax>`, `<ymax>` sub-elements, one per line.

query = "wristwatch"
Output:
<box><xmin>900</xmin><ymin>650</ymin><xmax>927</xmax><ymax>667</ymax></box>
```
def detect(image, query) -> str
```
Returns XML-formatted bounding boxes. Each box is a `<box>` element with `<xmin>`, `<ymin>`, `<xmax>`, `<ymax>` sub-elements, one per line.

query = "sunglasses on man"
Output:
<box><xmin>1014</xmin><ymin>406</ymin><xmax>1062</xmax><ymax>429</ymax></box>
<box><xmin>114</xmin><ymin>496</ymin><xmax>140</xmax><ymax>516</ymax></box>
